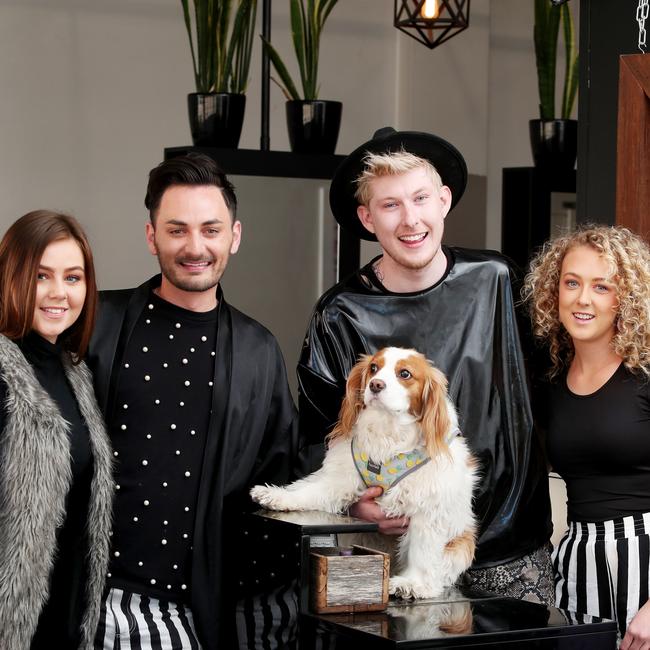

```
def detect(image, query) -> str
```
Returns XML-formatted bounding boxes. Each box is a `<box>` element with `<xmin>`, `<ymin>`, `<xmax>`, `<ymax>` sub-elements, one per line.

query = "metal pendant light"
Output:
<box><xmin>394</xmin><ymin>0</ymin><xmax>471</xmax><ymax>49</ymax></box>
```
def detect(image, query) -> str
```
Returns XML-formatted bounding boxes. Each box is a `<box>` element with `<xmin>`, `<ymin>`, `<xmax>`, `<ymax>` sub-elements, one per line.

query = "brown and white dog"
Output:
<box><xmin>251</xmin><ymin>347</ymin><xmax>478</xmax><ymax>599</ymax></box>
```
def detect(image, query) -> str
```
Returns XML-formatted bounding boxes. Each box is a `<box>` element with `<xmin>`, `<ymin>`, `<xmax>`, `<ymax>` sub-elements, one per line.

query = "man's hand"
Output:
<box><xmin>348</xmin><ymin>487</ymin><xmax>409</xmax><ymax>536</ymax></box>
<box><xmin>621</xmin><ymin>600</ymin><xmax>650</xmax><ymax>650</ymax></box>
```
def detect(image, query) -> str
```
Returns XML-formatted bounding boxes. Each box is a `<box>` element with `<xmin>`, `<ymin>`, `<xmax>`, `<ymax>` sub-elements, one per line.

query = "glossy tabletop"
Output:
<box><xmin>304</xmin><ymin>587</ymin><xmax>617</xmax><ymax>648</ymax></box>
<box><xmin>250</xmin><ymin>511</ymin><xmax>617</xmax><ymax>648</ymax></box>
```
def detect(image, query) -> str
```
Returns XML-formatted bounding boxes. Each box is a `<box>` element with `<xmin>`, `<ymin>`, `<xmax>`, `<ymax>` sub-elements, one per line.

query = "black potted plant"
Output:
<box><xmin>181</xmin><ymin>0</ymin><xmax>257</xmax><ymax>148</ymax></box>
<box><xmin>530</xmin><ymin>0</ymin><xmax>579</xmax><ymax>169</ymax></box>
<box><xmin>261</xmin><ymin>0</ymin><xmax>341</xmax><ymax>154</ymax></box>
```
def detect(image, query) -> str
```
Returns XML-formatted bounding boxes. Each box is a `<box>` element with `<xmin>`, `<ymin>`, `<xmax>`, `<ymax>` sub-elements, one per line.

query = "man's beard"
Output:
<box><xmin>385</xmin><ymin>248</ymin><xmax>437</xmax><ymax>271</ymax></box>
<box><xmin>158</xmin><ymin>254</ymin><xmax>221</xmax><ymax>293</ymax></box>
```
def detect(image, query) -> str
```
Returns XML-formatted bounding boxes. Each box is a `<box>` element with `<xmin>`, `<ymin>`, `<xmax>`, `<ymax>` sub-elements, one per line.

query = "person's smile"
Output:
<box><xmin>398</xmin><ymin>232</ymin><xmax>428</xmax><ymax>246</ymax></box>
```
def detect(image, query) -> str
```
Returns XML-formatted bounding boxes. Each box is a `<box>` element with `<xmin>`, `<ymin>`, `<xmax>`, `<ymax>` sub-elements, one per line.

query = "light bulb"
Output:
<box><xmin>421</xmin><ymin>0</ymin><xmax>440</xmax><ymax>20</ymax></box>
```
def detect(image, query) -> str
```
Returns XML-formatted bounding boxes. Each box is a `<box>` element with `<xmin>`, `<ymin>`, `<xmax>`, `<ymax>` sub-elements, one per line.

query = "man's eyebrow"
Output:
<box><xmin>163</xmin><ymin>219</ymin><xmax>223</xmax><ymax>226</ymax></box>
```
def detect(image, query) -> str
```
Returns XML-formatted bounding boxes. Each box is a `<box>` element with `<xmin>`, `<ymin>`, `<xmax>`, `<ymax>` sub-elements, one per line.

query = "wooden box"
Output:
<box><xmin>309</xmin><ymin>545</ymin><xmax>389</xmax><ymax>614</ymax></box>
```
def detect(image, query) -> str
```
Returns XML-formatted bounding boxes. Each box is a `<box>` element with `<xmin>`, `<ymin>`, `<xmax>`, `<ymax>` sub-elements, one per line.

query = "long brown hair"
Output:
<box><xmin>0</xmin><ymin>210</ymin><xmax>98</xmax><ymax>360</ymax></box>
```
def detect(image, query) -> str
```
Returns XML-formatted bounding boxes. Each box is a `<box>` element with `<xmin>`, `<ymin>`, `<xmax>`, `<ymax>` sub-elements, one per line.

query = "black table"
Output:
<box><xmin>249</xmin><ymin>511</ymin><xmax>617</xmax><ymax>649</ymax></box>
<box><xmin>303</xmin><ymin>591</ymin><xmax>616</xmax><ymax>648</ymax></box>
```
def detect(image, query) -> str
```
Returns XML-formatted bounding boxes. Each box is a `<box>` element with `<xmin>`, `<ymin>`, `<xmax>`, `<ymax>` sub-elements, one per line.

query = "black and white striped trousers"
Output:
<box><xmin>235</xmin><ymin>580</ymin><xmax>299</xmax><ymax>649</ymax></box>
<box><xmin>94</xmin><ymin>588</ymin><xmax>201</xmax><ymax>650</ymax></box>
<box><xmin>553</xmin><ymin>512</ymin><xmax>650</xmax><ymax>637</ymax></box>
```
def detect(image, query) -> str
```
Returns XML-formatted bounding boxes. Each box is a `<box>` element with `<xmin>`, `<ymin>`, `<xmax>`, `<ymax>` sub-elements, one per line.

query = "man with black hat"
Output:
<box><xmin>297</xmin><ymin>128</ymin><xmax>554</xmax><ymax>603</ymax></box>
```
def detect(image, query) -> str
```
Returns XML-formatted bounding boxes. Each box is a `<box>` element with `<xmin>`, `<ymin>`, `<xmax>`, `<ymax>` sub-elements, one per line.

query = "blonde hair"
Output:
<box><xmin>354</xmin><ymin>149</ymin><xmax>443</xmax><ymax>206</ymax></box>
<box><xmin>522</xmin><ymin>225</ymin><xmax>650</xmax><ymax>377</ymax></box>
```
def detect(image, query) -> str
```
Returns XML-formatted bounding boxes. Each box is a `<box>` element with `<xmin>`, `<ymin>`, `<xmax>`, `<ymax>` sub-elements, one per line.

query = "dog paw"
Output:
<box><xmin>389</xmin><ymin>576</ymin><xmax>444</xmax><ymax>600</ymax></box>
<box><xmin>250</xmin><ymin>484</ymin><xmax>294</xmax><ymax>511</ymax></box>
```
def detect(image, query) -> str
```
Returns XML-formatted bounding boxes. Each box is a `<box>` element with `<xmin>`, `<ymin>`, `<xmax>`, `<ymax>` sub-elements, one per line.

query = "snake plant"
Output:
<box><xmin>534</xmin><ymin>0</ymin><xmax>579</xmax><ymax>120</ymax></box>
<box><xmin>261</xmin><ymin>0</ymin><xmax>339</xmax><ymax>101</ymax></box>
<box><xmin>181</xmin><ymin>0</ymin><xmax>257</xmax><ymax>94</ymax></box>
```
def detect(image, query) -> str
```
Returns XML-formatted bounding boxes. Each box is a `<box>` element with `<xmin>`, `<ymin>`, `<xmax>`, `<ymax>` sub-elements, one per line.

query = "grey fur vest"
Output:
<box><xmin>0</xmin><ymin>335</ymin><xmax>113</xmax><ymax>650</ymax></box>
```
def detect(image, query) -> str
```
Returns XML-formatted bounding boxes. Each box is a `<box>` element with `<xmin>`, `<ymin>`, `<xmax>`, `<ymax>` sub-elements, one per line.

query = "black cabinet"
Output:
<box><xmin>501</xmin><ymin>167</ymin><xmax>576</xmax><ymax>272</ymax></box>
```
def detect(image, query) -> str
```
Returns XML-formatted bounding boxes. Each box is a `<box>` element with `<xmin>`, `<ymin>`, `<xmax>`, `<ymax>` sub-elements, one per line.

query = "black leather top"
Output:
<box><xmin>297</xmin><ymin>247</ymin><xmax>552</xmax><ymax>568</ymax></box>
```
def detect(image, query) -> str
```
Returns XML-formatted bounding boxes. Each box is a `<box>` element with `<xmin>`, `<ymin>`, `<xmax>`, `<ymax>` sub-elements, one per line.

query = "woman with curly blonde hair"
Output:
<box><xmin>524</xmin><ymin>225</ymin><xmax>650</xmax><ymax>647</ymax></box>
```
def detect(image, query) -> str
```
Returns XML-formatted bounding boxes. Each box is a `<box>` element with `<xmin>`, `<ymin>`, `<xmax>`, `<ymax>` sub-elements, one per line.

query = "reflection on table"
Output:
<box><xmin>306</xmin><ymin>589</ymin><xmax>616</xmax><ymax>648</ymax></box>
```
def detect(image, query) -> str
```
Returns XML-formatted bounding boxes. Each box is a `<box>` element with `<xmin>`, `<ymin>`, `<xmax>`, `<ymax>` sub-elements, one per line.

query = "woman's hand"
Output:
<box><xmin>348</xmin><ymin>487</ymin><xmax>409</xmax><ymax>535</ymax></box>
<box><xmin>621</xmin><ymin>600</ymin><xmax>650</xmax><ymax>649</ymax></box>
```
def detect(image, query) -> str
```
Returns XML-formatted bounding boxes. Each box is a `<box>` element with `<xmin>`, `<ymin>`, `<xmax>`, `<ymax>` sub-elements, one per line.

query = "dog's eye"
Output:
<box><xmin>399</xmin><ymin>369</ymin><xmax>412</xmax><ymax>379</ymax></box>
<box><xmin>370</xmin><ymin>363</ymin><xmax>378</xmax><ymax>374</ymax></box>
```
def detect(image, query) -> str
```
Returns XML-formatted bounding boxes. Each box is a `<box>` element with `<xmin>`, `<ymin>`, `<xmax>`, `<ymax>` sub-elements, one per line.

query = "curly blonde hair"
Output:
<box><xmin>522</xmin><ymin>225</ymin><xmax>650</xmax><ymax>377</ymax></box>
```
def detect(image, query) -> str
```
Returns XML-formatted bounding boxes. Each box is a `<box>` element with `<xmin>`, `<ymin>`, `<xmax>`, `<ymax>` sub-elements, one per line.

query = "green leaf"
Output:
<box><xmin>227</xmin><ymin>0</ymin><xmax>257</xmax><ymax>93</ymax></box>
<box><xmin>261</xmin><ymin>0</ymin><xmax>338</xmax><ymax>101</ymax></box>
<box><xmin>195</xmin><ymin>0</ymin><xmax>216</xmax><ymax>92</ymax></box>
<box><xmin>180</xmin><ymin>0</ymin><xmax>201</xmax><ymax>90</ymax></box>
<box><xmin>290</xmin><ymin>0</ymin><xmax>309</xmax><ymax>98</ymax></box>
<box><xmin>562</xmin><ymin>55</ymin><xmax>579</xmax><ymax>119</ymax></box>
<box><xmin>260</xmin><ymin>36</ymin><xmax>301</xmax><ymax>100</ymax></box>
<box><xmin>270</xmin><ymin>75</ymin><xmax>294</xmax><ymax>102</ymax></box>
<box><xmin>307</xmin><ymin>0</ymin><xmax>318</xmax><ymax>99</ymax></box>
<box><xmin>213</xmin><ymin>0</ymin><xmax>232</xmax><ymax>92</ymax></box>
<box><xmin>319</xmin><ymin>0</ymin><xmax>338</xmax><ymax>28</ymax></box>
<box><xmin>534</xmin><ymin>0</ymin><xmax>560</xmax><ymax>119</ymax></box>
<box><xmin>180</xmin><ymin>0</ymin><xmax>257</xmax><ymax>95</ymax></box>
<box><xmin>560</xmin><ymin>4</ymin><xmax>579</xmax><ymax>118</ymax></box>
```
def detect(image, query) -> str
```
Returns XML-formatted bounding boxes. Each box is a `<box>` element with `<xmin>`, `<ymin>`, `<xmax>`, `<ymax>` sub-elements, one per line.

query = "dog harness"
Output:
<box><xmin>351</xmin><ymin>428</ymin><xmax>461</xmax><ymax>491</ymax></box>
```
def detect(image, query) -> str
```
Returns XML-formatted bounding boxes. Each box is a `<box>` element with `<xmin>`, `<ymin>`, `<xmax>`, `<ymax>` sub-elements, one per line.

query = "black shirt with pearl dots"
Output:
<box><xmin>107</xmin><ymin>291</ymin><xmax>217</xmax><ymax>602</ymax></box>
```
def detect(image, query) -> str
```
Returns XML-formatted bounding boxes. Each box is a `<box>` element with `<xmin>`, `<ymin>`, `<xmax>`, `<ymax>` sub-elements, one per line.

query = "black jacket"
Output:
<box><xmin>297</xmin><ymin>247</ymin><xmax>552</xmax><ymax>568</ymax></box>
<box><xmin>87</xmin><ymin>276</ymin><xmax>297</xmax><ymax>648</ymax></box>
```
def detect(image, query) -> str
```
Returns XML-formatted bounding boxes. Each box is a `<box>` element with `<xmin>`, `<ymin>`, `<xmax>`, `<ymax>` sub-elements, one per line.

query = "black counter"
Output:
<box><xmin>303</xmin><ymin>590</ymin><xmax>616</xmax><ymax>648</ymax></box>
<box><xmin>249</xmin><ymin>511</ymin><xmax>617</xmax><ymax>649</ymax></box>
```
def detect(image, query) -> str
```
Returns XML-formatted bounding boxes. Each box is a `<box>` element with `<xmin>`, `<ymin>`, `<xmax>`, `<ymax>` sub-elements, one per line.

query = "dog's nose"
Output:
<box><xmin>369</xmin><ymin>378</ymin><xmax>385</xmax><ymax>394</ymax></box>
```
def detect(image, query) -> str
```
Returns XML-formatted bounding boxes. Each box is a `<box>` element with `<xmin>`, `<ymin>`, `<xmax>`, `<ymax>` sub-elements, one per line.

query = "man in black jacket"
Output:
<box><xmin>87</xmin><ymin>153</ymin><xmax>297</xmax><ymax>649</ymax></box>
<box><xmin>298</xmin><ymin>128</ymin><xmax>554</xmax><ymax>603</ymax></box>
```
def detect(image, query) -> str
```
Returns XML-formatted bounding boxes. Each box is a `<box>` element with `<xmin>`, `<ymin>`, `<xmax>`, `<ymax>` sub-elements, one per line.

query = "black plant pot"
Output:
<box><xmin>187</xmin><ymin>93</ymin><xmax>246</xmax><ymax>148</ymax></box>
<box><xmin>286</xmin><ymin>100</ymin><xmax>342</xmax><ymax>154</ymax></box>
<box><xmin>529</xmin><ymin>119</ymin><xmax>578</xmax><ymax>170</ymax></box>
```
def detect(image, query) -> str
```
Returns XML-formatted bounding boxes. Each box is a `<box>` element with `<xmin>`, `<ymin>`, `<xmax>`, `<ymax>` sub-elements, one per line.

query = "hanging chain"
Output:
<box><xmin>639</xmin><ymin>0</ymin><xmax>649</xmax><ymax>53</ymax></box>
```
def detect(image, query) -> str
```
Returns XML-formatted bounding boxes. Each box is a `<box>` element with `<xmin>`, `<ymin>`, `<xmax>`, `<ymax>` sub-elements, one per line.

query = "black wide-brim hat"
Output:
<box><xmin>329</xmin><ymin>127</ymin><xmax>468</xmax><ymax>241</ymax></box>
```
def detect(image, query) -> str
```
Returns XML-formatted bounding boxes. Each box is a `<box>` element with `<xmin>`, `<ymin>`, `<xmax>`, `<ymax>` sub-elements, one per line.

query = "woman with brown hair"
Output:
<box><xmin>0</xmin><ymin>211</ymin><xmax>113</xmax><ymax>649</ymax></box>
<box><xmin>524</xmin><ymin>225</ymin><xmax>650</xmax><ymax>648</ymax></box>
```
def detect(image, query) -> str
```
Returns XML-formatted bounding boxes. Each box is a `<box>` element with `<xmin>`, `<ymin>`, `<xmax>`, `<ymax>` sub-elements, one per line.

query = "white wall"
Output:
<box><xmin>0</xmin><ymin>0</ymin><xmax>555</xmax><ymax>273</ymax></box>
<box><xmin>0</xmin><ymin>0</ymin><xmax>187</xmax><ymax>287</ymax></box>
<box><xmin>0</xmin><ymin>0</ymin><xmax>570</xmax><ymax>543</ymax></box>
<box><xmin>0</xmin><ymin>0</ymin><xmax>580</xmax><ymax>351</ymax></box>
<box><xmin>0</xmin><ymin>0</ymin><xmax>545</xmax><ymax>376</ymax></box>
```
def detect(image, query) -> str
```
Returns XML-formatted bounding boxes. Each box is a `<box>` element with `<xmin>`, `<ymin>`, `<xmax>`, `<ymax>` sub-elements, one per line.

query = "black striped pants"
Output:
<box><xmin>235</xmin><ymin>581</ymin><xmax>299</xmax><ymax>649</ymax></box>
<box><xmin>553</xmin><ymin>512</ymin><xmax>650</xmax><ymax>637</ymax></box>
<box><xmin>94</xmin><ymin>588</ymin><xmax>201</xmax><ymax>650</ymax></box>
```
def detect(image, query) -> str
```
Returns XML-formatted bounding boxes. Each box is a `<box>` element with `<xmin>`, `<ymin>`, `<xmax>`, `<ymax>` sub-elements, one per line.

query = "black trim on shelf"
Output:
<box><xmin>164</xmin><ymin>146</ymin><xmax>346</xmax><ymax>180</ymax></box>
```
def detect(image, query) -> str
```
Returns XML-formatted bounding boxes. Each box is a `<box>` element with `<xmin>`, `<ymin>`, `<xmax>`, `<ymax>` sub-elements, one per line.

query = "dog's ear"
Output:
<box><xmin>420</xmin><ymin>365</ymin><xmax>452</xmax><ymax>458</ymax></box>
<box><xmin>328</xmin><ymin>355</ymin><xmax>369</xmax><ymax>444</ymax></box>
